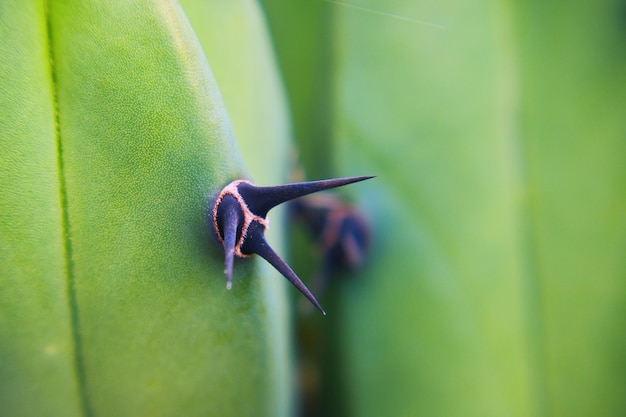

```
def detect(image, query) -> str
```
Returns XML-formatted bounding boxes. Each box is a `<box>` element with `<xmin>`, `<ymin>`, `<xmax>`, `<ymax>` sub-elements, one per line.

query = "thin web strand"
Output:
<box><xmin>322</xmin><ymin>0</ymin><xmax>446</xmax><ymax>29</ymax></box>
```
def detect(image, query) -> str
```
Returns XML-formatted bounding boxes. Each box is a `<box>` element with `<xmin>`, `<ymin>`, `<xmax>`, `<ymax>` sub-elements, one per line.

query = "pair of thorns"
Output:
<box><xmin>211</xmin><ymin>176</ymin><xmax>373</xmax><ymax>315</ymax></box>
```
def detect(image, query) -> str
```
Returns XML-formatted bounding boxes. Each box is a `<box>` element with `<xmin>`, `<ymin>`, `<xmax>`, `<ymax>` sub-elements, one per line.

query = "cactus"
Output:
<box><xmin>0</xmin><ymin>1</ymin><xmax>290</xmax><ymax>416</ymax></box>
<box><xmin>3</xmin><ymin>0</ymin><xmax>625</xmax><ymax>416</ymax></box>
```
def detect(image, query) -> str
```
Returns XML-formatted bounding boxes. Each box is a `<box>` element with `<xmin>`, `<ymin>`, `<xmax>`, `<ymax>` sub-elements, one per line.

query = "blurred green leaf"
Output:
<box><xmin>332</xmin><ymin>2</ymin><xmax>534</xmax><ymax>416</ymax></box>
<box><xmin>516</xmin><ymin>2</ymin><xmax>626</xmax><ymax>415</ymax></box>
<box><xmin>263</xmin><ymin>0</ymin><xmax>626</xmax><ymax>416</ymax></box>
<box><xmin>1</xmin><ymin>0</ymin><xmax>290</xmax><ymax>416</ymax></box>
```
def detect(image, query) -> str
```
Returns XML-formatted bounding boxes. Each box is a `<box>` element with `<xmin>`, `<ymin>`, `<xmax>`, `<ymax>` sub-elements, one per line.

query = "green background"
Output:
<box><xmin>262</xmin><ymin>0</ymin><xmax>626</xmax><ymax>416</ymax></box>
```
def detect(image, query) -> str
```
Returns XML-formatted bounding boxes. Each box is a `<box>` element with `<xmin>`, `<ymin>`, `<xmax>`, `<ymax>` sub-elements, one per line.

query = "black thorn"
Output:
<box><xmin>243</xmin><ymin>222</ymin><xmax>326</xmax><ymax>315</ymax></box>
<box><xmin>216</xmin><ymin>195</ymin><xmax>243</xmax><ymax>289</ymax></box>
<box><xmin>239</xmin><ymin>175</ymin><xmax>374</xmax><ymax>217</ymax></box>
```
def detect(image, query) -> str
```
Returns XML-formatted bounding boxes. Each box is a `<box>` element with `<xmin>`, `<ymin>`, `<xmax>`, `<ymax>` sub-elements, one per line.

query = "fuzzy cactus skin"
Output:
<box><xmin>0</xmin><ymin>1</ymin><xmax>290</xmax><ymax>416</ymax></box>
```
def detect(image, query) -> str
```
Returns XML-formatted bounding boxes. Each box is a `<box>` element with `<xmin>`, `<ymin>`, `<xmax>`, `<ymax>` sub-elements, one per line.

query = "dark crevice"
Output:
<box><xmin>44</xmin><ymin>1</ymin><xmax>92</xmax><ymax>416</ymax></box>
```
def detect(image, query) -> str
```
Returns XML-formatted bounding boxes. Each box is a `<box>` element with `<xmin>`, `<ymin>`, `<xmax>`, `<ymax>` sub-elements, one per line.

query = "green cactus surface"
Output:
<box><xmin>0</xmin><ymin>1</ymin><xmax>291</xmax><ymax>416</ymax></box>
